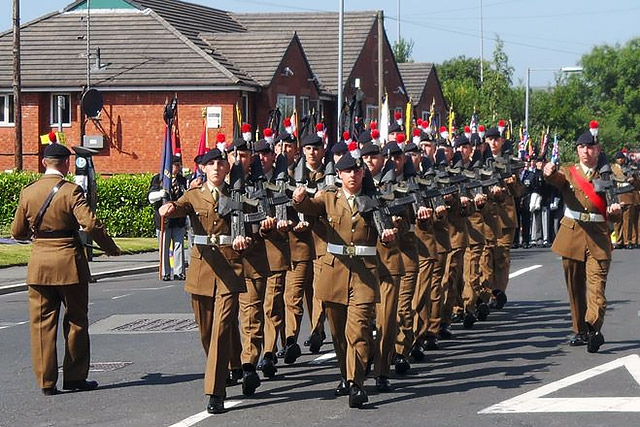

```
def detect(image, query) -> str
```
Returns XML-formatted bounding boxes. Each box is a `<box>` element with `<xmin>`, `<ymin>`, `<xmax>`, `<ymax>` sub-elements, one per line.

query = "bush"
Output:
<box><xmin>0</xmin><ymin>172</ymin><xmax>155</xmax><ymax>238</ymax></box>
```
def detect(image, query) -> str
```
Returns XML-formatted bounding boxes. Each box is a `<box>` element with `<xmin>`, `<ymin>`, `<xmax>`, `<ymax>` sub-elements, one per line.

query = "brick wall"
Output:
<box><xmin>0</xmin><ymin>90</ymin><xmax>243</xmax><ymax>174</ymax></box>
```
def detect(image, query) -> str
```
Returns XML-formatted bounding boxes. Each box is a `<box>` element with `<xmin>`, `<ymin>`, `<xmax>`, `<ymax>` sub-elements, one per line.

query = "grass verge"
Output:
<box><xmin>0</xmin><ymin>237</ymin><xmax>158</xmax><ymax>268</ymax></box>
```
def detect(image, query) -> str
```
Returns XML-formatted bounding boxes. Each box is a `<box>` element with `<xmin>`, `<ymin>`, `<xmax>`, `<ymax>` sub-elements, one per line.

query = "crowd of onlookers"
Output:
<box><xmin>513</xmin><ymin>157</ymin><xmax>563</xmax><ymax>249</ymax></box>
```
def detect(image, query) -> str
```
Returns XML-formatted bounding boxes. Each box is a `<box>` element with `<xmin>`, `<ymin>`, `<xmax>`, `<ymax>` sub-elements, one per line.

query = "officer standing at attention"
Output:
<box><xmin>11</xmin><ymin>143</ymin><xmax>121</xmax><ymax>396</ymax></box>
<box><xmin>159</xmin><ymin>148</ymin><xmax>249</xmax><ymax>414</ymax></box>
<box><xmin>292</xmin><ymin>152</ymin><xmax>397</xmax><ymax>408</ymax></box>
<box><xmin>543</xmin><ymin>130</ymin><xmax>621</xmax><ymax>353</ymax></box>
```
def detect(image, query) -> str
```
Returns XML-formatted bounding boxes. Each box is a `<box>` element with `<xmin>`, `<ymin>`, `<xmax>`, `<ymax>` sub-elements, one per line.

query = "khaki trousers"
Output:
<box><xmin>264</xmin><ymin>271</ymin><xmax>286</xmax><ymax>353</ymax></box>
<box><xmin>480</xmin><ymin>241</ymin><xmax>497</xmax><ymax>290</ymax></box>
<box><xmin>494</xmin><ymin>228</ymin><xmax>516</xmax><ymax>292</ymax></box>
<box><xmin>192</xmin><ymin>291</ymin><xmax>239</xmax><ymax>397</ymax></box>
<box><xmin>324</xmin><ymin>300</ymin><xmax>375</xmax><ymax>387</ymax></box>
<box><xmin>413</xmin><ymin>256</ymin><xmax>435</xmax><ymax>342</ymax></box>
<box><xmin>562</xmin><ymin>255</ymin><xmax>610</xmax><ymax>334</ymax></box>
<box><xmin>463</xmin><ymin>244</ymin><xmax>492</xmax><ymax>312</ymax></box>
<box><xmin>374</xmin><ymin>275</ymin><xmax>400</xmax><ymax>377</ymax></box>
<box><xmin>310</xmin><ymin>259</ymin><xmax>326</xmax><ymax>336</ymax></box>
<box><xmin>28</xmin><ymin>284</ymin><xmax>89</xmax><ymax>389</ymax></box>
<box><xmin>395</xmin><ymin>270</ymin><xmax>417</xmax><ymax>357</ymax></box>
<box><xmin>284</xmin><ymin>260</ymin><xmax>314</xmax><ymax>341</ymax></box>
<box><xmin>239</xmin><ymin>277</ymin><xmax>267</xmax><ymax>365</ymax></box>
<box><xmin>442</xmin><ymin>247</ymin><xmax>466</xmax><ymax>319</ymax></box>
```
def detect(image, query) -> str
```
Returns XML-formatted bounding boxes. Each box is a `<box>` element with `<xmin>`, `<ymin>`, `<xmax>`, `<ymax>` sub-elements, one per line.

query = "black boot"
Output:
<box><xmin>241</xmin><ymin>363</ymin><xmax>261</xmax><ymax>396</ymax></box>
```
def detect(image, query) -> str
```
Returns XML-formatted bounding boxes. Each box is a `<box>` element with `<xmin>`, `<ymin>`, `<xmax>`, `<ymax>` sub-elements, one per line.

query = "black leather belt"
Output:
<box><xmin>34</xmin><ymin>230</ymin><xmax>75</xmax><ymax>238</ymax></box>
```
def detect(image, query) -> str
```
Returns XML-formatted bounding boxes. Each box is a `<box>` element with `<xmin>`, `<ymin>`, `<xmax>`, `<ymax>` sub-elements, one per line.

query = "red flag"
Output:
<box><xmin>194</xmin><ymin>120</ymin><xmax>208</xmax><ymax>172</ymax></box>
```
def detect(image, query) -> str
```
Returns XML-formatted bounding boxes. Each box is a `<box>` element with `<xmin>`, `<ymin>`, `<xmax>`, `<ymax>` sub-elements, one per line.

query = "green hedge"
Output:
<box><xmin>0</xmin><ymin>172</ymin><xmax>155</xmax><ymax>238</ymax></box>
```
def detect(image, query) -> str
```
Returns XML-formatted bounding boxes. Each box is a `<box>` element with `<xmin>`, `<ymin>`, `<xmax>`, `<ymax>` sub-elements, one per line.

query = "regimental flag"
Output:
<box><xmin>233</xmin><ymin>103</ymin><xmax>242</xmax><ymax>141</ymax></box>
<box><xmin>173</xmin><ymin>102</ymin><xmax>182</xmax><ymax>157</ymax></box>
<box><xmin>428</xmin><ymin>98</ymin><xmax>436</xmax><ymax>133</ymax></box>
<box><xmin>161</xmin><ymin>118</ymin><xmax>173</xmax><ymax>194</ymax></box>
<box><xmin>550</xmin><ymin>132</ymin><xmax>560</xmax><ymax>164</ymax></box>
<box><xmin>469</xmin><ymin>107</ymin><xmax>479</xmax><ymax>132</ymax></box>
<box><xmin>194</xmin><ymin>117</ymin><xmax>208</xmax><ymax>175</ymax></box>
<box><xmin>405</xmin><ymin>99</ymin><xmax>413</xmax><ymax>141</ymax></box>
<box><xmin>290</xmin><ymin>109</ymin><xmax>299</xmax><ymax>138</ymax></box>
<box><xmin>528</xmin><ymin>132</ymin><xmax>535</xmax><ymax>158</ymax></box>
<box><xmin>518</xmin><ymin>125</ymin><xmax>527</xmax><ymax>160</ymax></box>
<box><xmin>448</xmin><ymin>103</ymin><xmax>455</xmax><ymax>139</ymax></box>
<box><xmin>161</xmin><ymin>96</ymin><xmax>178</xmax><ymax>194</ymax></box>
<box><xmin>540</xmin><ymin>127</ymin><xmax>550</xmax><ymax>160</ymax></box>
<box><xmin>379</xmin><ymin>92</ymin><xmax>389</xmax><ymax>145</ymax></box>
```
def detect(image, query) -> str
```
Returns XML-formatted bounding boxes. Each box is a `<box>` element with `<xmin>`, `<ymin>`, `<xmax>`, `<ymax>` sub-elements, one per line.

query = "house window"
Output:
<box><xmin>422</xmin><ymin>111</ymin><xmax>429</xmax><ymax>122</ymax></box>
<box><xmin>277</xmin><ymin>94</ymin><xmax>296</xmax><ymax>119</ymax></box>
<box><xmin>242</xmin><ymin>92</ymin><xmax>249</xmax><ymax>123</ymax></box>
<box><xmin>300</xmin><ymin>97</ymin><xmax>310</xmax><ymax>117</ymax></box>
<box><xmin>51</xmin><ymin>94</ymin><xmax>71</xmax><ymax>126</ymax></box>
<box><xmin>317</xmin><ymin>101</ymin><xmax>325</xmax><ymax>121</ymax></box>
<box><xmin>0</xmin><ymin>94</ymin><xmax>14</xmax><ymax>125</ymax></box>
<box><xmin>366</xmin><ymin>104</ymin><xmax>378</xmax><ymax>123</ymax></box>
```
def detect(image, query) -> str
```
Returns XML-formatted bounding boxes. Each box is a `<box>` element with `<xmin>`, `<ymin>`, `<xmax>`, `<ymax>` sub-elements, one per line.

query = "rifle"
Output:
<box><xmin>270</xmin><ymin>153</ymin><xmax>294</xmax><ymax>222</ymax></box>
<box><xmin>249</xmin><ymin>148</ymin><xmax>275</xmax><ymax>219</ymax></box>
<box><xmin>218</xmin><ymin>148</ymin><xmax>263</xmax><ymax>241</ymax></box>
<box><xmin>355</xmin><ymin>169</ymin><xmax>395</xmax><ymax>238</ymax></box>
<box><xmin>592</xmin><ymin>152</ymin><xmax>634</xmax><ymax>206</ymax></box>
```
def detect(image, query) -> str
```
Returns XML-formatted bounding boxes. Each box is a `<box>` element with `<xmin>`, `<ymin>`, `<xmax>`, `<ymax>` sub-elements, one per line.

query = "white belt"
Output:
<box><xmin>327</xmin><ymin>242</ymin><xmax>377</xmax><ymax>257</ymax></box>
<box><xmin>193</xmin><ymin>234</ymin><xmax>233</xmax><ymax>246</ymax></box>
<box><xmin>408</xmin><ymin>224</ymin><xmax>416</xmax><ymax>233</ymax></box>
<box><xmin>564</xmin><ymin>208</ymin><xmax>605</xmax><ymax>223</ymax></box>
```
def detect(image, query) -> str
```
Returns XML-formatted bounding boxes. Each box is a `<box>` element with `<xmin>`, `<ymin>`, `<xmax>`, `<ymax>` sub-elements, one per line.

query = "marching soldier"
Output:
<box><xmin>159</xmin><ymin>148</ymin><xmax>248</xmax><ymax>414</ymax></box>
<box><xmin>485</xmin><ymin>127</ymin><xmax>523</xmax><ymax>308</ymax></box>
<box><xmin>292</xmin><ymin>152</ymin><xmax>397</xmax><ymax>408</ymax></box>
<box><xmin>543</xmin><ymin>130</ymin><xmax>621</xmax><ymax>353</ymax></box>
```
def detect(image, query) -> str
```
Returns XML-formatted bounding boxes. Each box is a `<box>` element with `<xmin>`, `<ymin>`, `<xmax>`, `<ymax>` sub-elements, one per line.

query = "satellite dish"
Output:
<box><xmin>82</xmin><ymin>88</ymin><xmax>103</xmax><ymax>118</ymax></box>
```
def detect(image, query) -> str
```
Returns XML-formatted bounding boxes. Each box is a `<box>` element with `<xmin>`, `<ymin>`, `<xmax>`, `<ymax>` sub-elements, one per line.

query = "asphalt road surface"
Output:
<box><xmin>1</xmin><ymin>247</ymin><xmax>639</xmax><ymax>427</ymax></box>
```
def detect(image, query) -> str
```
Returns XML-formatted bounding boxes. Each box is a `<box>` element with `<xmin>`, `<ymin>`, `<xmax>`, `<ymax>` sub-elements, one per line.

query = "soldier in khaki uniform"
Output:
<box><xmin>160</xmin><ymin>148</ymin><xmax>249</xmax><ymax>414</ymax></box>
<box><xmin>276</xmin><ymin>134</ymin><xmax>319</xmax><ymax>361</ymax></box>
<box><xmin>293</xmin><ymin>152</ymin><xmax>396</xmax><ymax>408</ymax></box>
<box><xmin>543</xmin><ymin>131</ymin><xmax>621</xmax><ymax>353</ymax></box>
<box><xmin>228</xmin><ymin>139</ymin><xmax>280</xmax><ymax>384</ymax></box>
<box><xmin>485</xmin><ymin>127</ymin><xmax>524</xmax><ymax>307</ymax></box>
<box><xmin>11</xmin><ymin>143</ymin><xmax>121</xmax><ymax>396</ymax></box>
<box><xmin>611</xmin><ymin>151</ymin><xmax>639</xmax><ymax>248</ymax></box>
<box><xmin>362</xmin><ymin>142</ymin><xmax>406</xmax><ymax>391</ymax></box>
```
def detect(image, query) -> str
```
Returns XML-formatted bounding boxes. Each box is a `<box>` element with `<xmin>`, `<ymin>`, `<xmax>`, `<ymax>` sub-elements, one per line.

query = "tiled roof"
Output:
<box><xmin>397</xmin><ymin>62</ymin><xmax>434</xmax><ymax>104</ymax></box>
<box><xmin>200</xmin><ymin>31</ymin><xmax>297</xmax><ymax>87</ymax></box>
<box><xmin>234</xmin><ymin>11</ymin><xmax>378</xmax><ymax>95</ymax></box>
<box><xmin>0</xmin><ymin>7</ymin><xmax>258</xmax><ymax>90</ymax></box>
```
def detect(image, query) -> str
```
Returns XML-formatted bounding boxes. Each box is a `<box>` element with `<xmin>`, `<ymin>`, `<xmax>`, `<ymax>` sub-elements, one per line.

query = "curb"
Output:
<box><xmin>0</xmin><ymin>264</ymin><xmax>158</xmax><ymax>296</ymax></box>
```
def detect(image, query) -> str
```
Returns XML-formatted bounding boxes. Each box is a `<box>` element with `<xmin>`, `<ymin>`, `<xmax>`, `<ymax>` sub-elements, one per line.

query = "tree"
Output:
<box><xmin>393</xmin><ymin>37</ymin><xmax>414</xmax><ymax>63</ymax></box>
<box><xmin>437</xmin><ymin>37</ymin><xmax>518</xmax><ymax>131</ymax></box>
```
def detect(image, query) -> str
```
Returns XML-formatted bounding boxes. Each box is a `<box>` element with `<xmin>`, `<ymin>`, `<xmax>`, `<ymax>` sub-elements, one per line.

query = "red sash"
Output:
<box><xmin>568</xmin><ymin>165</ymin><xmax>607</xmax><ymax>219</ymax></box>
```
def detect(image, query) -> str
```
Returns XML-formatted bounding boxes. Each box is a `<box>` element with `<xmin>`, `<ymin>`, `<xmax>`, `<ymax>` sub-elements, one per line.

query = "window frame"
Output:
<box><xmin>50</xmin><ymin>93</ymin><xmax>72</xmax><ymax>127</ymax></box>
<box><xmin>0</xmin><ymin>93</ymin><xmax>15</xmax><ymax>126</ymax></box>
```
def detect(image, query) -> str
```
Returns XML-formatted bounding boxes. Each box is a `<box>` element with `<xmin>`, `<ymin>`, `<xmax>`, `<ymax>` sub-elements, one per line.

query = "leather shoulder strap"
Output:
<box><xmin>32</xmin><ymin>179</ymin><xmax>67</xmax><ymax>234</ymax></box>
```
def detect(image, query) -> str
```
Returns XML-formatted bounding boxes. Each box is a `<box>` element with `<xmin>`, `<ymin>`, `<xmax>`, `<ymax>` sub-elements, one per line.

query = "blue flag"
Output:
<box><xmin>160</xmin><ymin>125</ymin><xmax>173</xmax><ymax>195</ymax></box>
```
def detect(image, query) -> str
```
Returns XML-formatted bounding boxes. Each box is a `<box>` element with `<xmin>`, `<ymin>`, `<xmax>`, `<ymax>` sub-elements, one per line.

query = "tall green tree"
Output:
<box><xmin>393</xmin><ymin>37</ymin><xmax>414</xmax><ymax>63</ymax></box>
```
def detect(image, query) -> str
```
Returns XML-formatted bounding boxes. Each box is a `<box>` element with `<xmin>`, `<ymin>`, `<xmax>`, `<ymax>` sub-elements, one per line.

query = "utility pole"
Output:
<box><xmin>12</xmin><ymin>0</ymin><xmax>22</xmax><ymax>171</ymax></box>
<box><xmin>337</xmin><ymin>0</ymin><xmax>344</xmax><ymax>139</ymax></box>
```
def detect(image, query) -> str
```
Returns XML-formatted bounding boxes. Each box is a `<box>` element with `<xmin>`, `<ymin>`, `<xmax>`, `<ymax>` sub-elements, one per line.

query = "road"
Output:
<box><xmin>1</xmin><ymin>247</ymin><xmax>639</xmax><ymax>426</ymax></box>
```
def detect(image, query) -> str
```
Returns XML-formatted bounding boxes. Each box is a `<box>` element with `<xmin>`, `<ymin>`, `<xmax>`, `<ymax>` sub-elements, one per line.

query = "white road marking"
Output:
<box><xmin>479</xmin><ymin>354</ymin><xmax>640</xmax><ymax>413</ymax></box>
<box><xmin>310</xmin><ymin>352</ymin><xmax>337</xmax><ymax>364</ymax></box>
<box><xmin>168</xmin><ymin>400</ymin><xmax>242</xmax><ymax>427</ymax></box>
<box><xmin>0</xmin><ymin>321</ymin><xmax>28</xmax><ymax>330</ymax></box>
<box><xmin>111</xmin><ymin>293</ymin><xmax>132</xmax><ymax>300</ymax></box>
<box><xmin>102</xmin><ymin>285</ymin><xmax>174</xmax><ymax>292</ymax></box>
<box><xmin>508</xmin><ymin>264</ymin><xmax>543</xmax><ymax>279</ymax></box>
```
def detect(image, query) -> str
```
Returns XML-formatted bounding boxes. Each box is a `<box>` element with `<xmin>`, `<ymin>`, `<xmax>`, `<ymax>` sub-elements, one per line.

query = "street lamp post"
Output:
<box><xmin>524</xmin><ymin>66</ymin><xmax>583</xmax><ymax>133</ymax></box>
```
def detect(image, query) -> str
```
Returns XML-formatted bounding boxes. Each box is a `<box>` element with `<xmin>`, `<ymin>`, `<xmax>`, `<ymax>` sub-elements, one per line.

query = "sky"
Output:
<box><xmin>3</xmin><ymin>0</ymin><xmax>639</xmax><ymax>88</ymax></box>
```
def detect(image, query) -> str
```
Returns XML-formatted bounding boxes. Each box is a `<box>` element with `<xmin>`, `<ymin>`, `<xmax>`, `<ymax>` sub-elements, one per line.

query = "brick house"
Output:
<box><xmin>398</xmin><ymin>62</ymin><xmax>447</xmax><ymax>129</ymax></box>
<box><xmin>0</xmin><ymin>0</ymin><xmax>445</xmax><ymax>173</ymax></box>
